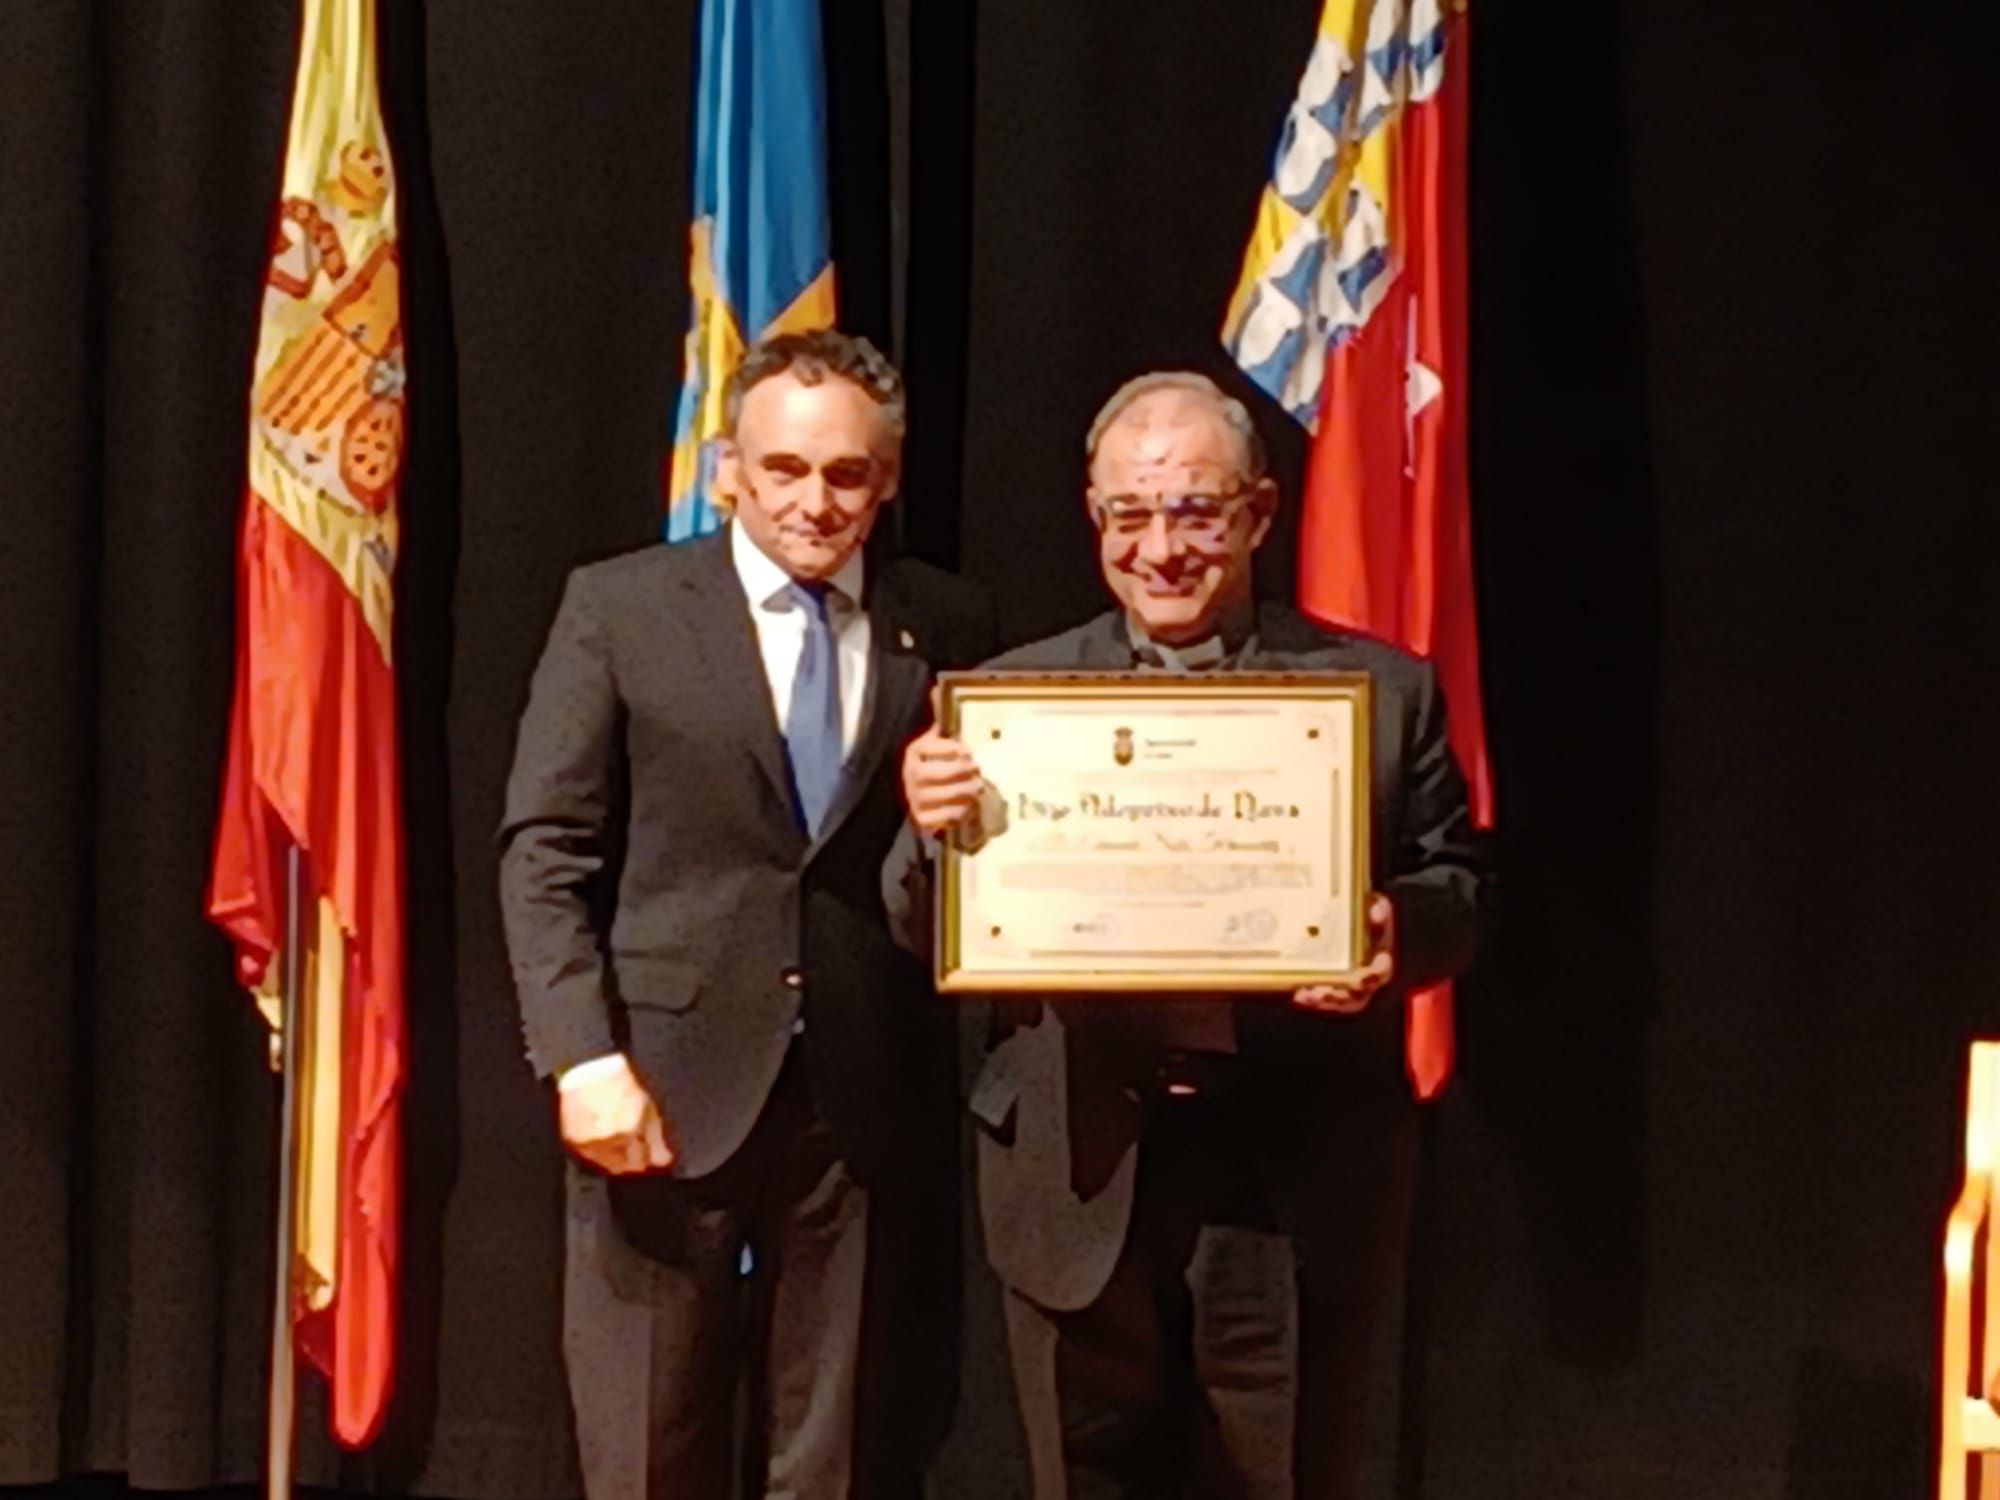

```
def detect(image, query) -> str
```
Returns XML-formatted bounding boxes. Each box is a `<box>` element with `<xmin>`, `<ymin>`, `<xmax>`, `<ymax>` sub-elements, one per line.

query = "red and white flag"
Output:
<box><xmin>1226</xmin><ymin>0</ymin><xmax>1489</xmax><ymax>1098</ymax></box>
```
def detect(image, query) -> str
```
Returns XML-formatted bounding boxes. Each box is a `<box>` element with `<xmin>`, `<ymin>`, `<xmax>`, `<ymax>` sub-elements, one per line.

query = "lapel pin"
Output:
<box><xmin>898</xmin><ymin>628</ymin><xmax>915</xmax><ymax>650</ymax></box>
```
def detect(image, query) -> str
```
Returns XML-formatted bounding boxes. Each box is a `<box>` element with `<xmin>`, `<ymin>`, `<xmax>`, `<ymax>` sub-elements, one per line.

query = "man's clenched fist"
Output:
<box><xmin>557</xmin><ymin>1054</ymin><xmax>675</xmax><ymax>1175</ymax></box>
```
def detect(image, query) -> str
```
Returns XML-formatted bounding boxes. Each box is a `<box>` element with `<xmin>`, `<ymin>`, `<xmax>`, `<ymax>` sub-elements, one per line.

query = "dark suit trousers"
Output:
<box><xmin>1005</xmin><ymin>1068</ymin><xmax>1419</xmax><ymax>1500</ymax></box>
<box><xmin>562</xmin><ymin>1050</ymin><xmax>874</xmax><ymax>1500</ymax></box>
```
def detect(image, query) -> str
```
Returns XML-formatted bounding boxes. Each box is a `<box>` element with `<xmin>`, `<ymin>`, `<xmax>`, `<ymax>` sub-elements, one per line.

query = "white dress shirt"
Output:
<box><xmin>559</xmin><ymin>526</ymin><xmax>870</xmax><ymax>1093</ymax></box>
<box><xmin>728</xmin><ymin>519</ymin><xmax>871</xmax><ymax>756</ymax></box>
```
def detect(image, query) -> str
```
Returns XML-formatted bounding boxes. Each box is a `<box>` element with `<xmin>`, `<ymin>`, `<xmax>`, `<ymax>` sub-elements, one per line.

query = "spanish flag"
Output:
<box><xmin>1225</xmin><ymin>0</ymin><xmax>1488</xmax><ymax>1099</ymax></box>
<box><xmin>208</xmin><ymin>0</ymin><xmax>405</xmax><ymax>1446</ymax></box>
<box><xmin>665</xmin><ymin>0</ymin><xmax>838</xmax><ymax>540</ymax></box>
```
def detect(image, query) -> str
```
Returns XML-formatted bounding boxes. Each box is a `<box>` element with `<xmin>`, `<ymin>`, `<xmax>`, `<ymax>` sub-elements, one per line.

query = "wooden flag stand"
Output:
<box><xmin>266</xmin><ymin>844</ymin><xmax>307</xmax><ymax>1500</ymax></box>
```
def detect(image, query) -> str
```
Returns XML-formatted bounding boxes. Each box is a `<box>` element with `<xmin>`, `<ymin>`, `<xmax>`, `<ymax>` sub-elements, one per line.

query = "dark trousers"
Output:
<box><xmin>1008</xmin><ymin>1069</ymin><xmax>1418</xmax><ymax>1500</ymax></box>
<box><xmin>562</xmin><ymin>1051</ymin><xmax>878</xmax><ymax>1500</ymax></box>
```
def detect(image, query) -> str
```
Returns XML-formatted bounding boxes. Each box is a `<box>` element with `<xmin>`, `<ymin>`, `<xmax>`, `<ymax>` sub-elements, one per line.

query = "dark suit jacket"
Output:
<box><xmin>889</xmin><ymin>602</ymin><xmax>1490</xmax><ymax>1311</ymax></box>
<box><xmin>499</xmin><ymin>531</ymin><xmax>992</xmax><ymax>1192</ymax></box>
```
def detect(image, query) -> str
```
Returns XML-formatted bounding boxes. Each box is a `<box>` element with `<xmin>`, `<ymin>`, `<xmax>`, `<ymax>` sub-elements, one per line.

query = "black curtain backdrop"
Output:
<box><xmin>4</xmin><ymin>2</ymin><xmax>1998</xmax><ymax>1499</ymax></box>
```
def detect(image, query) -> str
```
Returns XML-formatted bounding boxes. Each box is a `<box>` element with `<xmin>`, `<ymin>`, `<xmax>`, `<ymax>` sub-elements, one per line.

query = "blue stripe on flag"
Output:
<box><xmin>666</xmin><ymin>0</ymin><xmax>834</xmax><ymax>541</ymax></box>
<box><xmin>696</xmin><ymin>0</ymin><xmax>830</xmax><ymax>334</ymax></box>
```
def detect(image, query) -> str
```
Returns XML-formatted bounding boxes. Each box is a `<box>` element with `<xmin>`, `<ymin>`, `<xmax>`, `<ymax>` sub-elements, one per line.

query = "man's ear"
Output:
<box><xmin>712</xmin><ymin>437</ymin><xmax>743</xmax><ymax>505</ymax></box>
<box><xmin>1246</xmin><ymin>476</ymin><xmax>1280</xmax><ymax>549</ymax></box>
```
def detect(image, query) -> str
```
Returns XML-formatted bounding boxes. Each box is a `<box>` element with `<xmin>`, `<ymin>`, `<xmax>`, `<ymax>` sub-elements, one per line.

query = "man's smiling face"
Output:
<box><xmin>1086</xmin><ymin>386</ymin><xmax>1274</xmax><ymax>645</ymax></box>
<box><xmin>717</xmin><ymin>370</ymin><xmax>900</xmax><ymax>582</ymax></box>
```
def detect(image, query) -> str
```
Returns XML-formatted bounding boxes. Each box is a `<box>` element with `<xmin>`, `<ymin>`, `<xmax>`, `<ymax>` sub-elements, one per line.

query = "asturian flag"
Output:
<box><xmin>208</xmin><ymin>0</ymin><xmax>406</xmax><ymax>1445</ymax></box>
<box><xmin>665</xmin><ymin>0</ymin><xmax>838</xmax><ymax>540</ymax></box>
<box><xmin>1225</xmin><ymin>0</ymin><xmax>1490</xmax><ymax>1099</ymax></box>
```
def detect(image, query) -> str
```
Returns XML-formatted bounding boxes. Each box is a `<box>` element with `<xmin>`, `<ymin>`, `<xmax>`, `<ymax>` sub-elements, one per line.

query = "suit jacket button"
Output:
<box><xmin>781</xmin><ymin>966</ymin><xmax>804</xmax><ymax>991</ymax></box>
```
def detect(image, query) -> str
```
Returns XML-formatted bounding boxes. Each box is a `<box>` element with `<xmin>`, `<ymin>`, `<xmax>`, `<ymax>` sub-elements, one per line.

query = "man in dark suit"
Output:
<box><xmin>499</xmin><ymin>331</ymin><xmax>987</xmax><ymax>1500</ymax></box>
<box><xmin>893</xmin><ymin>372</ymin><xmax>1489</xmax><ymax>1498</ymax></box>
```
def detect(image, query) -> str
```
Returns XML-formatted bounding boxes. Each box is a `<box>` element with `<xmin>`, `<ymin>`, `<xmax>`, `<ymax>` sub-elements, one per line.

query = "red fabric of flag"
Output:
<box><xmin>1297</xmin><ymin>12</ymin><xmax>1491</xmax><ymax>1098</ymax></box>
<box><xmin>211</xmin><ymin>500</ymin><xmax>404</xmax><ymax>1445</ymax></box>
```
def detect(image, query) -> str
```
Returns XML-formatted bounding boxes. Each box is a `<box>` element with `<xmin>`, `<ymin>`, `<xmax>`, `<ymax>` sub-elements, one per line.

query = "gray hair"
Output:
<box><xmin>1083</xmin><ymin>371</ymin><xmax>1268</xmax><ymax>481</ymax></box>
<box><xmin>723</xmin><ymin>328</ymin><xmax>907</xmax><ymax>441</ymax></box>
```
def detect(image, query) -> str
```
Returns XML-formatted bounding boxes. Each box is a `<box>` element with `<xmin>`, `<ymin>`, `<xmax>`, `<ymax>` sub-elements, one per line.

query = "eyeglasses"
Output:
<box><xmin>1091</xmin><ymin>487</ymin><xmax>1254</xmax><ymax>542</ymax></box>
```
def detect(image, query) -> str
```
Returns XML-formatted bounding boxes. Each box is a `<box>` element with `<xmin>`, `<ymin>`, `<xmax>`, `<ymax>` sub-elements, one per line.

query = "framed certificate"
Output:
<box><xmin>934</xmin><ymin>671</ymin><xmax>1373</xmax><ymax>993</ymax></box>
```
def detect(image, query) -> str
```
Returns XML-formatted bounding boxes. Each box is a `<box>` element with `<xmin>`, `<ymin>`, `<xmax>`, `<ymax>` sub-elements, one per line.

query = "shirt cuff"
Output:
<box><xmin>557</xmin><ymin>1052</ymin><xmax>632</xmax><ymax>1093</ymax></box>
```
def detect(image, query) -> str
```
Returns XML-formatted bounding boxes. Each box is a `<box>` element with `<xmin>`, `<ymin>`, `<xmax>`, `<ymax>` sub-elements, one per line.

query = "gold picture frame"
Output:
<box><xmin>934</xmin><ymin>670</ymin><xmax>1374</xmax><ymax>993</ymax></box>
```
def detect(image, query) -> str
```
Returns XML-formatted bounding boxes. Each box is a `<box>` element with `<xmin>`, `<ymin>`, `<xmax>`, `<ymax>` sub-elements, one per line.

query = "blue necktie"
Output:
<box><xmin>785</xmin><ymin>581</ymin><xmax>843</xmax><ymax>837</ymax></box>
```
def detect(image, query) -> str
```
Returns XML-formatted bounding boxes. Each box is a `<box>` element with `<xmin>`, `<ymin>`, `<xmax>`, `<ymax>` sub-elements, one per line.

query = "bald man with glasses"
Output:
<box><xmin>891</xmin><ymin>372</ymin><xmax>1490</xmax><ymax>1499</ymax></box>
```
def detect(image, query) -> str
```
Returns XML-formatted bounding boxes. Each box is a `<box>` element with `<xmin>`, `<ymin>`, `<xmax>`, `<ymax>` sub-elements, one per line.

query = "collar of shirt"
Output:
<box><xmin>729</xmin><ymin>521</ymin><xmax>865</xmax><ymax>617</ymax></box>
<box><xmin>1125</xmin><ymin>597</ymin><xmax>1257</xmax><ymax>672</ymax></box>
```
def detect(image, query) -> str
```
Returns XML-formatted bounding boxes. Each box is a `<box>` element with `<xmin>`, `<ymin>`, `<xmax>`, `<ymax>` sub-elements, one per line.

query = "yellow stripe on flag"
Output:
<box><xmin>668</xmin><ymin>220</ymin><xmax>747</xmax><ymax>514</ymax></box>
<box><xmin>249</xmin><ymin>896</ymin><xmax>346</xmax><ymax>1315</ymax></box>
<box><xmin>765</xmin><ymin>264</ymin><xmax>837</xmax><ymax>339</ymax></box>
<box><xmin>1222</xmin><ymin>192</ymin><xmax>1306</xmax><ymax>341</ymax></box>
<box><xmin>294</xmin><ymin>899</ymin><xmax>346</xmax><ymax>1313</ymax></box>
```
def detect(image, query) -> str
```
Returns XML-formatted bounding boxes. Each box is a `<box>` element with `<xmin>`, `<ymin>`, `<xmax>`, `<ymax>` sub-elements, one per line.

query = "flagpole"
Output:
<box><xmin>266</xmin><ymin>842</ymin><xmax>305</xmax><ymax>1500</ymax></box>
